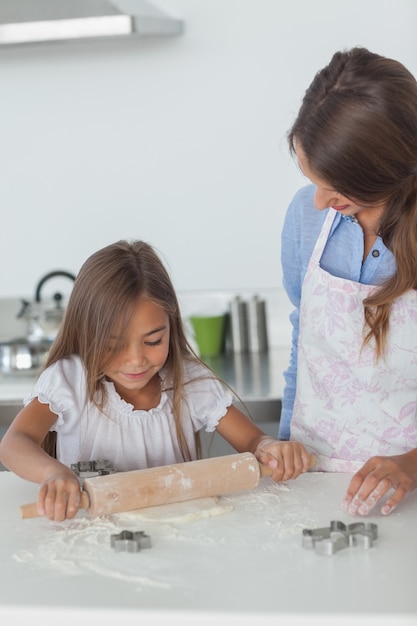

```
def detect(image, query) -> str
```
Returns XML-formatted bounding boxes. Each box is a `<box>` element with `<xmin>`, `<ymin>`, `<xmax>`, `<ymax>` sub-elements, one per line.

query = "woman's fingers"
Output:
<box><xmin>342</xmin><ymin>454</ymin><xmax>417</xmax><ymax>516</ymax></box>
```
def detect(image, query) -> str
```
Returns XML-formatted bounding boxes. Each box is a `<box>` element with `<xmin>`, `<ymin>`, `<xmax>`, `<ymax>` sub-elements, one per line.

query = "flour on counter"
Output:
<box><xmin>12</xmin><ymin>480</ymin><xmax>322</xmax><ymax>590</ymax></box>
<box><xmin>13</xmin><ymin>514</ymin><xmax>178</xmax><ymax>589</ymax></box>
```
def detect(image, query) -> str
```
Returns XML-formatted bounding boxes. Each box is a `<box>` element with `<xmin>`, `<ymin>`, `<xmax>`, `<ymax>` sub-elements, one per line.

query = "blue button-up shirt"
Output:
<box><xmin>279</xmin><ymin>184</ymin><xmax>396</xmax><ymax>439</ymax></box>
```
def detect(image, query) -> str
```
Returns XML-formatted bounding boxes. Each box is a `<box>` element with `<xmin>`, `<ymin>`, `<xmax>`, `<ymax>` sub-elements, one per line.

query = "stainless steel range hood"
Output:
<box><xmin>0</xmin><ymin>0</ymin><xmax>184</xmax><ymax>46</ymax></box>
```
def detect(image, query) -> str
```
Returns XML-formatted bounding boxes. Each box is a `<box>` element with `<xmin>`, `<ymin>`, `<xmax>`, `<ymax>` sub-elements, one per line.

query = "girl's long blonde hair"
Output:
<box><xmin>288</xmin><ymin>47</ymin><xmax>417</xmax><ymax>358</ymax></box>
<box><xmin>43</xmin><ymin>240</ymin><xmax>203</xmax><ymax>461</ymax></box>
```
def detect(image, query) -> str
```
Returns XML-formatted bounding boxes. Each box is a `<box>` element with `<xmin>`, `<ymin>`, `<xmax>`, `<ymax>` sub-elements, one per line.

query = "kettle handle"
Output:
<box><xmin>35</xmin><ymin>270</ymin><xmax>76</xmax><ymax>303</ymax></box>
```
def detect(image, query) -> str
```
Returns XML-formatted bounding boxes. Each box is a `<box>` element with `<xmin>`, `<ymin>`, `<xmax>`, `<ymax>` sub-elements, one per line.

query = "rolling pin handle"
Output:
<box><xmin>19</xmin><ymin>490</ymin><xmax>90</xmax><ymax>519</ymax></box>
<box><xmin>258</xmin><ymin>453</ymin><xmax>317</xmax><ymax>478</ymax></box>
<box><xmin>20</xmin><ymin>501</ymin><xmax>40</xmax><ymax>519</ymax></box>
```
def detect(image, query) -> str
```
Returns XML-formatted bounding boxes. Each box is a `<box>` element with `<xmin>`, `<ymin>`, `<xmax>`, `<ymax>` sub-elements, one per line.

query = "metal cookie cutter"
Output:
<box><xmin>110</xmin><ymin>530</ymin><xmax>152</xmax><ymax>553</ymax></box>
<box><xmin>71</xmin><ymin>460</ymin><xmax>118</xmax><ymax>484</ymax></box>
<box><xmin>302</xmin><ymin>520</ymin><xmax>378</xmax><ymax>556</ymax></box>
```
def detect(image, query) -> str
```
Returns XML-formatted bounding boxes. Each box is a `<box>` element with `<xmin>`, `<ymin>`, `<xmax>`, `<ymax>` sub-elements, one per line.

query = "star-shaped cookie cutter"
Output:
<box><xmin>302</xmin><ymin>520</ymin><xmax>378</xmax><ymax>556</ymax></box>
<box><xmin>110</xmin><ymin>530</ymin><xmax>152</xmax><ymax>553</ymax></box>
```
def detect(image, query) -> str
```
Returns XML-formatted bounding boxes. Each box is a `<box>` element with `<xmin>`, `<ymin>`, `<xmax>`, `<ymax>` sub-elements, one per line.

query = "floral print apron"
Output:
<box><xmin>290</xmin><ymin>209</ymin><xmax>417</xmax><ymax>472</ymax></box>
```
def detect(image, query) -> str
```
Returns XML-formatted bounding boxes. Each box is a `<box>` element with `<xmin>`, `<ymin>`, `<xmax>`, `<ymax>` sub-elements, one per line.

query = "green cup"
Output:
<box><xmin>189</xmin><ymin>314</ymin><xmax>226</xmax><ymax>357</ymax></box>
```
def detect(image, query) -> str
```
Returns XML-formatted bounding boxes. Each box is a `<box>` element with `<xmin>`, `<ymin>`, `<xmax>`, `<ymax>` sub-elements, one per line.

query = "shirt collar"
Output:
<box><xmin>340</xmin><ymin>214</ymin><xmax>359</xmax><ymax>224</ymax></box>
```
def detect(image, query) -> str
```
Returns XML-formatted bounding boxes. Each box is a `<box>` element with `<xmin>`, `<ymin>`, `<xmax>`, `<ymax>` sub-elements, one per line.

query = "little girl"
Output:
<box><xmin>0</xmin><ymin>240</ymin><xmax>310</xmax><ymax>521</ymax></box>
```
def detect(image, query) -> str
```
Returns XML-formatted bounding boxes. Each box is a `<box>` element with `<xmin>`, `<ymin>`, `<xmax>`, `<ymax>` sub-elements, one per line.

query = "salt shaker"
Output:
<box><xmin>229</xmin><ymin>295</ymin><xmax>249</xmax><ymax>353</ymax></box>
<box><xmin>248</xmin><ymin>295</ymin><xmax>268</xmax><ymax>352</ymax></box>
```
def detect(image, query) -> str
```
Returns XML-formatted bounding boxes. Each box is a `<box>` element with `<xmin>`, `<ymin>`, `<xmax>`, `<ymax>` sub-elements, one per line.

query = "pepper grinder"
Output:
<box><xmin>248</xmin><ymin>295</ymin><xmax>268</xmax><ymax>352</ymax></box>
<box><xmin>229</xmin><ymin>295</ymin><xmax>249</xmax><ymax>353</ymax></box>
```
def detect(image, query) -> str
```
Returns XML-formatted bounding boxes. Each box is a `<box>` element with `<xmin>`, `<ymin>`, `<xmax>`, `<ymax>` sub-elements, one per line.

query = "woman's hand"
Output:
<box><xmin>37</xmin><ymin>469</ymin><xmax>82</xmax><ymax>522</ymax></box>
<box><xmin>254</xmin><ymin>437</ymin><xmax>312</xmax><ymax>482</ymax></box>
<box><xmin>342</xmin><ymin>451</ymin><xmax>417</xmax><ymax>516</ymax></box>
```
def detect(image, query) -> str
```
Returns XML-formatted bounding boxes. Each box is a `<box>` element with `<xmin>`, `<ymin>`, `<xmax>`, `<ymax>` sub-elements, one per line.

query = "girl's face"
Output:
<box><xmin>296</xmin><ymin>144</ymin><xmax>386</xmax><ymax>220</ymax></box>
<box><xmin>103</xmin><ymin>296</ymin><xmax>170</xmax><ymax>401</ymax></box>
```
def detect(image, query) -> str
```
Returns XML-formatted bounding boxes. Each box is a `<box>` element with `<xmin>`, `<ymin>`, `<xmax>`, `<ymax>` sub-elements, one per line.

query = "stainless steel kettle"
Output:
<box><xmin>18</xmin><ymin>270</ymin><xmax>76</xmax><ymax>343</ymax></box>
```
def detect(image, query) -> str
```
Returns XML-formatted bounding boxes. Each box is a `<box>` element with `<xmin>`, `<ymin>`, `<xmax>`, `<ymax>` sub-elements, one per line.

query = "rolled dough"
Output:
<box><xmin>113</xmin><ymin>497</ymin><xmax>233</xmax><ymax>523</ymax></box>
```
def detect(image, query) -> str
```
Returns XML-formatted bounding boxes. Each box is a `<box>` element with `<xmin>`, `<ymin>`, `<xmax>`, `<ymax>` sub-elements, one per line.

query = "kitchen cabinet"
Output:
<box><xmin>0</xmin><ymin>402</ymin><xmax>22</xmax><ymax>470</ymax></box>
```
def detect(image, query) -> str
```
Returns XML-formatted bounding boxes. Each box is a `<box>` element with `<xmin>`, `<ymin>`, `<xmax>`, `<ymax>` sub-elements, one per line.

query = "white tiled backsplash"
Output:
<box><xmin>0</xmin><ymin>289</ymin><xmax>293</xmax><ymax>349</ymax></box>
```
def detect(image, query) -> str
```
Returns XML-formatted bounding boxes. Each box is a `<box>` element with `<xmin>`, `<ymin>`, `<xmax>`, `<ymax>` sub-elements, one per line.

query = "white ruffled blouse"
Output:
<box><xmin>24</xmin><ymin>355</ymin><xmax>233</xmax><ymax>472</ymax></box>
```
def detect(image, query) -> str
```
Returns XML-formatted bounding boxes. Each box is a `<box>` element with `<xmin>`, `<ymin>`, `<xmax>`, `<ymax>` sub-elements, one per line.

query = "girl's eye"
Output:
<box><xmin>145</xmin><ymin>338</ymin><xmax>163</xmax><ymax>347</ymax></box>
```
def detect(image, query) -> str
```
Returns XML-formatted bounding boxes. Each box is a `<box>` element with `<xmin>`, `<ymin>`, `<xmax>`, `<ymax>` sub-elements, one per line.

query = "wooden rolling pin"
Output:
<box><xmin>20</xmin><ymin>451</ymin><xmax>316</xmax><ymax>519</ymax></box>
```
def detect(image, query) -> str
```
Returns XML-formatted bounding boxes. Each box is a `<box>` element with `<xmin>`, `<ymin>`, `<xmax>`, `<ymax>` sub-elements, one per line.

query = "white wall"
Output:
<box><xmin>1</xmin><ymin>0</ymin><xmax>417</xmax><ymax>300</ymax></box>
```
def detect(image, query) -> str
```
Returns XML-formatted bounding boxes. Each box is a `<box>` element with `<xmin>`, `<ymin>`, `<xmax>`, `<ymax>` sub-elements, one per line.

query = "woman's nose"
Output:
<box><xmin>314</xmin><ymin>186</ymin><xmax>348</xmax><ymax>211</ymax></box>
<box><xmin>314</xmin><ymin>187</ymin><xmax>334</xmax><ymax>211</ymax></box>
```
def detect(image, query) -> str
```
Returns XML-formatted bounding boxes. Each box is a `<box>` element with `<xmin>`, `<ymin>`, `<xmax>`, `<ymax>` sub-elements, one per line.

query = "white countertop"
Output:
<box><xmin>0</xmin><ymin>470</ymin><xmax>416</xmax><ymax>625</ymax></box>
<box><xmin>0</xmin><ymin>378</ymin><xmax>34</xmax><ymax>404</ymax></box>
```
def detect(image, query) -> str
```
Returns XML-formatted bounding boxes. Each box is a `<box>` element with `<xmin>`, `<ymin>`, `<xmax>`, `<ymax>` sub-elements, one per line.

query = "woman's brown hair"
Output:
<box><xmin>42</xmin><ymin>240</ymin><xmax>203</xmax><ymax>461</ymax></box>
<box><xmin>288</xmin><ymin>47</ymin><xmax>417</xmax><ymax>357</ymax></box>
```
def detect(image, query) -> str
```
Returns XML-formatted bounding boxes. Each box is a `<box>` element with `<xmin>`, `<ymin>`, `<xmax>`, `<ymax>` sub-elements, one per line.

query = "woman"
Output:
<box><xmin>280</xmin><ymin>47</ymin><xmax>417</xmax><ymax>516</ymax></box>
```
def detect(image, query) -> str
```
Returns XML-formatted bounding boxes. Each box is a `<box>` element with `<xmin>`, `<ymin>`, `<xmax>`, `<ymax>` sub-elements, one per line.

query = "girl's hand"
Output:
<box><xmin>254</xmin><ymin>437</ymin><xmax>312</xmax><ymax>482</ymax></box>
<box><xmin>37</xmin><ymin>470</ymin><xmax>82</xmax><ymax>522</ymax></box>
<box><xmin>341</xmin><ymin>451</ymin><xmax>417</xmax><ymax>516</ymax></box>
